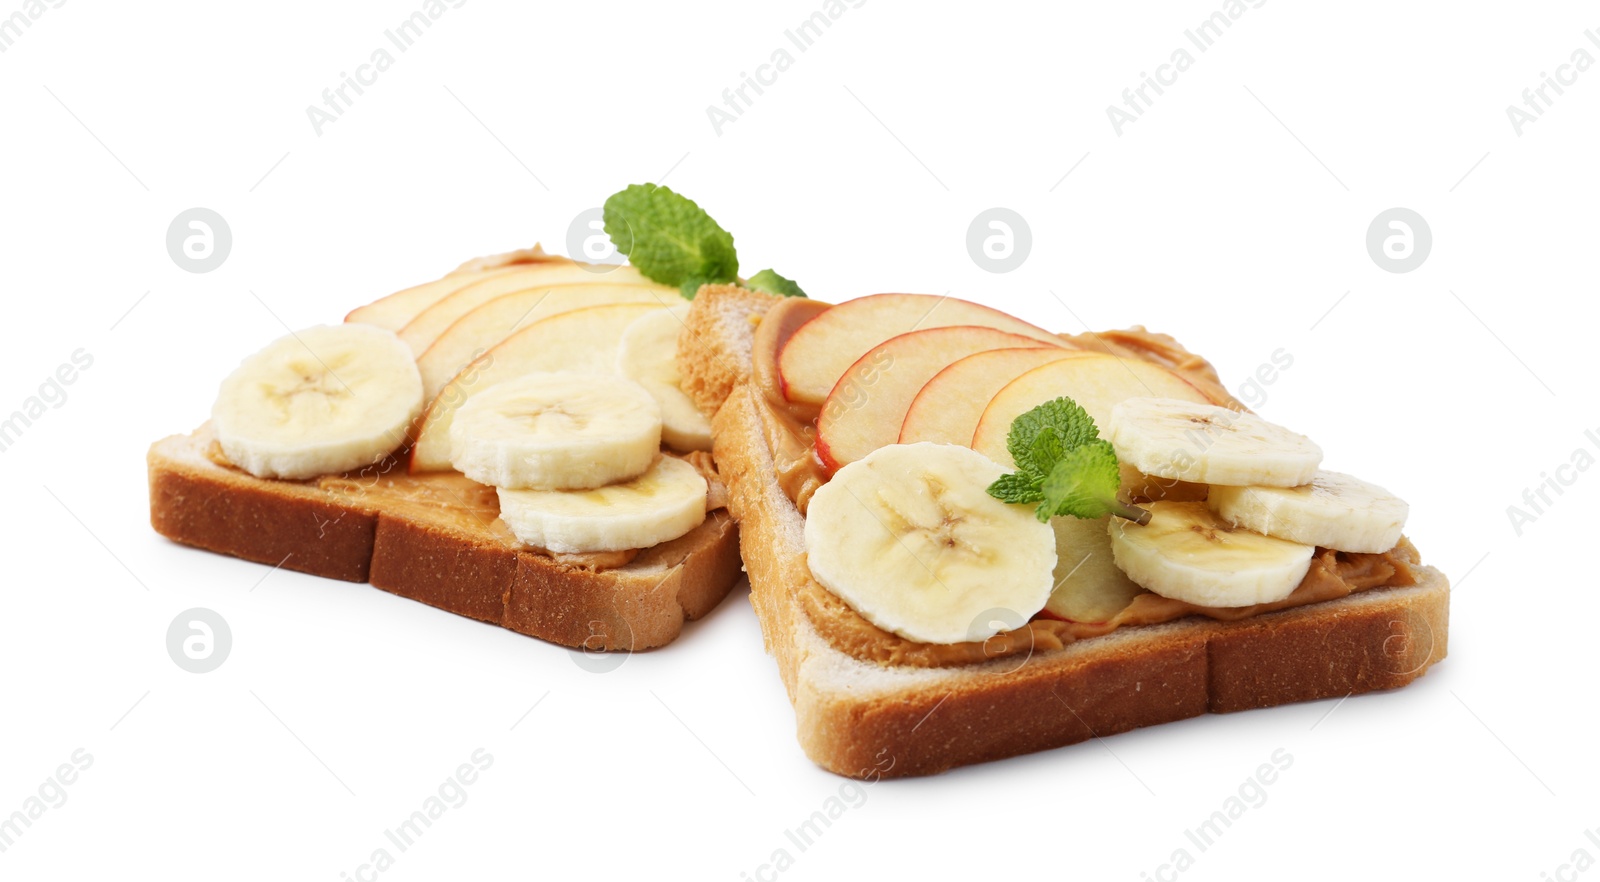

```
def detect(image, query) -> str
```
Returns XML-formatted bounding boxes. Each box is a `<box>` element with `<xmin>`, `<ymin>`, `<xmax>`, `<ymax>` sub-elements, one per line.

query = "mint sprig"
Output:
<box><xmin>745</xmin><ymin>268</ymin><xmax>806</xmax><ymax>298</ymax></box>
<box><xmin>603</xmin><ymin>184</ymin><xmax>737</xmax><ymax>295</ymax></box>
<box><xmin>986</xmin><ymin>397</ymin><xmax>1150</xmax><ymax>524</ymax></box>
<box><xmin>677</xmin><ymin>274</ymin><xmax>714</xmax><ymax>300</ymax></box>
<box><xmin>1040</xmin><ymin>441</ymin><xmax>1124</xmax><ymax>520</ymax></box>
<box><xmin>601</xmin><ymin>184</ymin><xmax>806</xmax><ymax>300</ymax></box>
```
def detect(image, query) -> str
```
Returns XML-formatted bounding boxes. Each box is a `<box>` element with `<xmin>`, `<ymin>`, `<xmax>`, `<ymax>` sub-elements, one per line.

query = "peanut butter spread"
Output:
<box><xmin>206</xmin><ymin>437</ymin><xmax>725</xmax><ymax>573</ymax></box>
<box><xmin>801</xmin><ymin>539</ymin><xmax>1420</xmax><ymax>668</ymax></box>
<box><xmin>1061</xmin><ymin>327</ymin><xmax>1235</xmax><ymax>404</ymax></box>
<box><xmin>750</xmin><ymin>304</ymin><xmax>1423</xmax><ymax>667</ymax></box>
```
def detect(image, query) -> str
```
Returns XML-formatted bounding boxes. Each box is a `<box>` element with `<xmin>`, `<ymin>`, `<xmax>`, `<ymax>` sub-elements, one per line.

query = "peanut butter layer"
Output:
<box><xmin>319</xmin><ymin>469</ymin><xmax>647</xmax><ymax>570</ymax></box>
<box><xmin>799</xmin><ymin>538</ymin><xmax>1422</xmax><ymax>668</ymax></box>
<box><xmin>1059</xmin><ymin>327</ymin><xmax>1239</xmax><ymax>407</ymax></box>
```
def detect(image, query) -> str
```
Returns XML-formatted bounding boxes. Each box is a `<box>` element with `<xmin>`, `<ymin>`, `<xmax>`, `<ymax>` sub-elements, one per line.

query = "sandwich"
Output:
<box><xmin>679</xmin><ymin>283</ymin><xmax>1450</xmax><ymax>778</ymax></box>
<box><xmin>147</xmin><ymin>242</ymin><xmax>743</xmax><ymax>651</ymax></box>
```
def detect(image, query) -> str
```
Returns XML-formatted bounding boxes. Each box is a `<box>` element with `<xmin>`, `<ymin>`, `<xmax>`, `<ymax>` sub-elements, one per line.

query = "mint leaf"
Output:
<box><xmin>1006</xmin><ymin>398</ymin><xmax>1100</xmax><ymax>477</ymax></box>
<box><xmin>679</xmin><ymin>275</ymin><xmax>712</xmax><ymax>299</ymax></box>
<box><xmin>1022</xmin><ymin>426</ymin><xmax>1065</xmax><ymax>480</ymax></box>
<box><xmin>746</xmin><ymin>268</ymin><xmax>807</xmax><ymax>298</ymax></box>
<box><xmin>986</xmin><ymin>396</ymin><xmax>1145</xmax><ymax>523</ymax></box>
<box><xmin>602</xmin><ymin>184</ymin><xmax>738</xmax><ymax>292</ymax></box>
<box><xmin>1036</xmin><ymin>441</ymin><xmax>1122</xmax><ymax>522</ymax></box>
<box><xmin>987</xmin><ymin>471</ymin><xmax>1043</xmax><ymax>505</ymax></box>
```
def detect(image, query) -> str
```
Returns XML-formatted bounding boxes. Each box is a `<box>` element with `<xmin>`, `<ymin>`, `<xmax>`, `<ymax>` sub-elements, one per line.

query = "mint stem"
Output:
<box><xmin>1109</xmin><ymin>500</ymin><xmax>1152</xmax><ymax>526</ymax></box>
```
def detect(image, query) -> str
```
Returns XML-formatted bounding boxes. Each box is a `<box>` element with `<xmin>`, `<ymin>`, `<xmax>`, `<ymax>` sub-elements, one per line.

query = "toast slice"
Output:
<box><xmin>152</xmin><ymin>247</ymin><xmax>741</xmax><ymax>651</ymax></box>
<box><xmin>149</xmin><ymin>423</ymin><xmax>741</xmax><ymax>651</ymax></box>
<box><xmin>680</xmin><ymin>285</ymin><xmax>1450</xmax><ymax>778</ymax></box>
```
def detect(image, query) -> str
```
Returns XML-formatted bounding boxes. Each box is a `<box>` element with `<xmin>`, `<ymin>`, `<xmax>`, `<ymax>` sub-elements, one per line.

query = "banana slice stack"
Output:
<box><xmin>801</xmin><ymin>397</ymin><xmax>1412</xmax><ymax>646</ymax></box>
<box><xmin>210</xmin><ymin>312</ymin><xmax>711</xmax><ymax>556</ymax></box>
<box><xmin>1105</xmin><ymin>398</ymin><xmax>1409</xmax><ymax>608</ymax></box>
<box><xmin>449</xmin><ymin>372</ymin><xmax>662</xmax><ymax>491</ymax></box>
<box><xmin>451</xmin><ymin>371</ymin><xmax>708</xmax><ymax>554</ymax></box>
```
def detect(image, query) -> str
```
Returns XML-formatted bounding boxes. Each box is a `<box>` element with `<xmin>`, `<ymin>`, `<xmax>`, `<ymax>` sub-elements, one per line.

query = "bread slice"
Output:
<box><xmin>148</xmin><ymin>424</ymin><xmax>742</xmax><ymax>651</ymax></box>
<box><xmin>680</xmin><ymin>286</ymin><xmax>1450</xmax><ymax>779</ymax></box>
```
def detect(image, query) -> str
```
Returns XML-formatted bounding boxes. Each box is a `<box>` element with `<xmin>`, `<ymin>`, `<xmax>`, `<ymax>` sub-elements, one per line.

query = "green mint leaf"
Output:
<box><xmin>988</xmin><ymin>396</ymin><xmax>1135</xmax><ymax>520</ymax></box>
<box><xmin>986</xmin><ymin>471</ymin><xmax>1043</xmax><ymax>505</ymax></box>
<box><xmin>679</xmin><ymin>276</ymin><xmax>712</xmax><ymax>300</ymax></box>
<box><xmin>1036</xmin><ymin>441</ymin><xmax>1123</xmax><ymax>522</ymax></box>
<box><xmin>602</xmin><ymin>184</ymin><xmax>738</xmax><ymax>292</ymax></box>
<box><xmin>745</xmin><ymin>268</ymin><xmax>807</xmax><ymax>298</ymax></box>
<box><xmin>1006</xmin><ymin>397</ymin><xmax>1101</xmax><ymax>478</ymax></box>
<box><xmin>1023</xmin><ymin>427</ymin><xmax>1065</xmax><ymax>480</ymax></box>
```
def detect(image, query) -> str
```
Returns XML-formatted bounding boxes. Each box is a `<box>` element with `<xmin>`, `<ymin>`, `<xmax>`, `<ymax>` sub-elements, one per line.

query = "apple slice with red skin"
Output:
<box><xmin>971</xmin><ymin>353</ymin><xmax>1212</xmax><ymax>468</ymax></box>
<box><xmin>1039</xmin><ymin>516</ymin><xmax>1146</xmax><ymax>623</ymax></box>
<box><xmin>814</xmin><ymin>327</ymin><xmax>1056</xmax><ymax>473</ymax></box>
<box><xmin>752</xmin><ymin>296</ymin><xmax>833</xmax><ymax>426</ymax></box>
<box><xmin>346</xmin><ymin>265</ymin><xmax>523</xmax><ymax>332</ymax></box>
<box><xmin>899</xmin><ymin>347</ymin><xmax>1096</xmax><ymax>447</ymax></box>
<box><xmin>408</xmin><ymin>302</ymin><xmax>667</xmax><ymax>473</ymax></box>
<box><xmin>397</xmin><ymin>263</ymin><xmax>663</xmax><ymax>354</ymax></box>
<box><xmin>415</xmin><ymin>283</ymin><xmax>670</xmax><ymax>402</ymax></box>
<box><xmin>777</xmin><ymin>293</ymin><xmax>1068</xmax><ymax>407</ymax></box>
<box><xmin>344</xmin><ymin>248</ymin><xmax>566</xmax><ymax>331</ymax></box>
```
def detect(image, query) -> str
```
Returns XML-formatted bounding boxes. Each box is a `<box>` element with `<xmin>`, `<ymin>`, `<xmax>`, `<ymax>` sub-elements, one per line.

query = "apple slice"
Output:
<box><xmin>814</xmin><ymin>327</ymin><xmax>1052</xmax><ymax>473</ymax></box>
<box><xmin>415</xmin><ymin>283</ymin><xmax>674</xmax><ymax>402</ymax></box>
<box><xmin>448</xmin><ymin>245</ymin><xmax>554</xmax><ymax>275</ymax></box>
<box><xmin>345</xmin><ymin>247</ymin><xmax>566</xmax><ymax>330</ymax></box>
<box><xmin>899</xmin><ymin>347</ymin><xmax>1095</xmax><ymax>447</ymax></box>
<box><xmin>777</xmin><ymin>293</ymin><xmax>1069</xmax><ymax>406</ymax></box>
<box><xmin>397</xmin><ymin>263</ymin><xmax>665</xmax><ymax>354</ymax></box>
<box><xmin>347</xmin><ymin>266</ymin><xmax>522</xmax><ymax>331</ymax></box>
<box><xmin>751</xmin><ymin>296</ymin><xmax>832</xmax><ymax>425</ymax></box>
<box><xmin>972</xmin><ymin>354</ymin><xmax>1210</xmax><ymax>467</ymax></box>
<box><xmin>409</xmin><ymin>302</ymin><xmax>668</xmax><ymax>473</ymax></box>
<box><xmin>1041</xmin><ymin>516</ymin><xmax>1145</xmax><ymax>623</ymax></box>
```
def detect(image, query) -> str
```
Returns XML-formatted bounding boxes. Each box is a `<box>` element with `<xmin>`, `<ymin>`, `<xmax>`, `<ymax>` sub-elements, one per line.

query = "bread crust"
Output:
<box><xmin>693</xmin><ymin>302</ymin><xmax>1450</xmax><ymax>778</ymax></box>
<box><xmin>148</xmin><ymin>427</ymin><xmax>741</xmax><ymax>651</ymax></box>
<box><xmin>677</xmin><ymin>284</ymin><xmax>775</xmax><ymax>415</ymax></box>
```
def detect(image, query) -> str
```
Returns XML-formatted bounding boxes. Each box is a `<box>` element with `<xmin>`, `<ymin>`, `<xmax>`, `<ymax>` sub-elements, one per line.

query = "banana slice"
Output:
<box><xmin>615</xmin><ymin>306</ymin><xmax>713</xmax><ymax>452</ymax></box>
<box><xmin>449</xmin><ymin>372</ymin><xmax>661</xmax><ymax>490</ymax></box>
<box><xmin>803</xmin><ymin>442</ymin><xmax>1056</xmax><ymax>644</ymax></box>
<box><xmin>1108</xmin><ymin>398</ymin><xmax>1322</xmax><ymax>488</ymax></box>
<box><xmin>211</xmin><ymin>324</ymin><xmax>423</xmax><ymax>480</ymax></box>
<box><xmin>1109</xmin><ymin>501</ymin><xmax>1314</xmax><ymax>607</ymax></box>
<box><xmin>496</xmin><ymin>455</ymin><xmax>707</xmax><ymax>553</ymax></box>
<box><xmin>1209</xmin><ymin>470</ymin><xmax>1409</xmax><ymax>553</ymax></box>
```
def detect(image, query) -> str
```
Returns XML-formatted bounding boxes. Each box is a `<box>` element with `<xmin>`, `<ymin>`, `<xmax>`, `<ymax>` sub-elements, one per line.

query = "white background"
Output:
<box><xmin>2</xmin><ymin>1</ymin><xmax>1595</xmax><ymax>879</ymax></box>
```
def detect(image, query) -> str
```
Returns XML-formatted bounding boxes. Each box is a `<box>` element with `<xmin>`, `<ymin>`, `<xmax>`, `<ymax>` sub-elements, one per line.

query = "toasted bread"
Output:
<box><xmin>678</xmin><ymin>285</ymin><xmax>1450</xmax><ymax>778</ymax></box>
<box><xmin>148</xmin><ymin>424</ymin><xmax>741</xmax><ymax>651</ymax></box>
